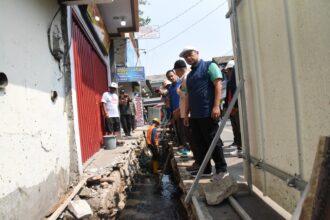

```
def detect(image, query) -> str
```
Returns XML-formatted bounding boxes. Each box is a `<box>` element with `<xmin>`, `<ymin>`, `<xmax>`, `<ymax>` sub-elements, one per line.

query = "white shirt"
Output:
<box><xmin>101</xmin><ymin>92</ymin><xmax>119</xmax><ymax>118</ymax></box>
<box><xmin>177</xmin><ymin>72</ymin><xmax>189</xmax><ymax>118</ymax></box>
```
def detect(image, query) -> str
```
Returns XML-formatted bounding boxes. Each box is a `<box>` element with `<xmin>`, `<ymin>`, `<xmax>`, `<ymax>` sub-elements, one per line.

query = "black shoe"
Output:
<box><xmin>191</xmin><ymin>170</ymin><xmax>213</xmax><ymax>177</ymax></box>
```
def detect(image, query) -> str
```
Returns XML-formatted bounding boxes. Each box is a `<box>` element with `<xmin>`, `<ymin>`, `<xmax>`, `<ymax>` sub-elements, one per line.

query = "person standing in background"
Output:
<box><xmin>101</xmin><ymin>82</ymin><xmax>121</xmax><ymax>136</ymax></box>
<box><xmin>119</xmin><ymin>89</ymin><xmax>132</xmax><ymax>136</ymax></box>
<box><xmin>129</xmin><ymin>95</ymin><xmax>136</xmax><ymax>133</ymax></box>
<box><xmin>224</xmin><ymin>60</ymin><xmax>242</xmax><ymax>157</ymax></box>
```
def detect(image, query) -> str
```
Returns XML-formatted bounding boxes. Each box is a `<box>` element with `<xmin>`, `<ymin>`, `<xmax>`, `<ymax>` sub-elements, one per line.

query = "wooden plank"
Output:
<box><xmin>44</xmin><ymin>190</ymin><xmax>73</xmax><ymax>218</ymax></box>
<box><xmin>45</xmin><ymin>176</ymin><xmax>90</xmax><ymax>220</ymax></box>
<box><xmin>292</xmin><ymin>136</ymin><xmax>330</xmax><ymax>220</ymax></box>
<box><xmin>60</xmin><ymin>0</ymin><xmax>114</xmax><ymax>5</ymax></box>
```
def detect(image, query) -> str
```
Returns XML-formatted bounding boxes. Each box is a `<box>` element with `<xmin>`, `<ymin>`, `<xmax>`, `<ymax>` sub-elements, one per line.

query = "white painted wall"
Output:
<box><xmin>0</xmin><ymin>1</ymin><xmax>73</xmax><ymax>219</ymax></box>
<box><xmin>232</xmin><ymin>0</ymin><xmax>330</xmax><ymax>212</ymax></box>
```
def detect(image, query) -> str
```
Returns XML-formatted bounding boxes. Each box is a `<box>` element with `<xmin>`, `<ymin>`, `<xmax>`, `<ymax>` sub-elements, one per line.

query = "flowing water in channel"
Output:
<box><xmin>117</xmin><ymin>173</ymin><xmax>188</xmax><ymax>220</ymax></box>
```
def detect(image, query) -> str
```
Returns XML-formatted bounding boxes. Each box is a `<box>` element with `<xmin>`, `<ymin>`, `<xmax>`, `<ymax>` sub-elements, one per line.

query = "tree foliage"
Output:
<box><xmin>139</xmin><ymin>0</ymin><xmax>151</xmax><ymax>27</ymax></box>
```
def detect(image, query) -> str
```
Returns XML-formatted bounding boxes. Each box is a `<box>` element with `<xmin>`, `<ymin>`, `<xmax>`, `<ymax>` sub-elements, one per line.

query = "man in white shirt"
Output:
<box><xmin>174</xmin><ymin>60</ymin><xmax>198</xmax><ymax>168</ymax></box>
<box><xmin>101</xmin><ymin>82</ymin><xmax>120</xmax><ymax>136</ymax></box>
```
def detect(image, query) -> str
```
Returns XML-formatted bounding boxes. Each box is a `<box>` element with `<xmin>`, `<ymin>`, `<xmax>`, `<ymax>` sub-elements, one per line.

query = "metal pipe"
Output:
<box><xmin>246</xmin><ymin>0</ymin><xmax>270</xmax><ymax>194</ymax></box>
<box><xmin>230</xmin><ymin>0</ymin><xmax>253</xmax><ymax>192</ymax></box>
<box><xmin>192</xmin><ymin>196</ymin><xmax>213</xmax><ymax>220</ymax></box>
<box><xmin>250</xmin><ymin>156</ymin><xmax>307</xmax><ymax>191</ymax></box>
<box><xmin>228</xmin><ymin>196</ymin><xmax>253</xmax><ymax>220</ymax></box>
<box><xmin>225</xmin><ymin>0</ymin><xmax>242</xmax><ymax>18</ymax></box>
<box><xmin>283</xmin><ymin>0</ymin><xmax>304</xmax><ymax>181</ymax></box>
<box><xmin>184</xmin><ymin>80</ymin><xmax>244</xmax><ymax>204</ymax></box>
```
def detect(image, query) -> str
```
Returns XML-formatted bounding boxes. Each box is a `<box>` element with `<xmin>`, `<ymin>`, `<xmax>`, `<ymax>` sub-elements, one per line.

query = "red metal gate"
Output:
<box><xmin>72</xmin><ymin>18</ymin><xmax>108</xmax><ymax>163</ymax></box>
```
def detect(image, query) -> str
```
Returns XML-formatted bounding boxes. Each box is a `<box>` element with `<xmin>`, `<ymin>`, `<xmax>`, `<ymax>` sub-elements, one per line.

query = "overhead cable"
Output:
<box><xmin>137</xmin><ymin>0</ymin><xmax>205</xmax><ymax>39</ymax></box>
<box><xmin>145</xmin><ymin>1</ymin><xmax>227</xmax><ymax>53</ymax></box>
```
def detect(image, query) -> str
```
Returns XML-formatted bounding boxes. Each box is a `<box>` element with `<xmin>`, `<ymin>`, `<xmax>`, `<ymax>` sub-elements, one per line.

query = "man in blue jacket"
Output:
<box><xmin>181</xmin><ymin>46</ymin><xmax>228</xmax><ymax>180</ymax></box>
<box><xmin>166</xmin><ymin>70</ymin><xmax>183</xmax><ymax>147</ymax></box>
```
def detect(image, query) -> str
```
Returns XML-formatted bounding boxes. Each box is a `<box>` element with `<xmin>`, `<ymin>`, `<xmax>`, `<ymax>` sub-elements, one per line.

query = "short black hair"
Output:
<box><xmin>173</xmin><ymin>60</ymin><xmax>187</xmax><ymax>69</ymax></box>
<box><xmin>166</xmin><ymin>69</ymin><xmax>175</xmax><ymax>77</ymax></box>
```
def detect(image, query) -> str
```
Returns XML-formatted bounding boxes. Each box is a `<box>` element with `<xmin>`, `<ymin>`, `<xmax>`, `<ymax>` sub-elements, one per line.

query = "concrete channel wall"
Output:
<box><xmin>54</xmin><ymin>137</ymin><xmax>144</xmax><ymax>219</ymax></box>
<box><xmin>229</xmin><ymin>0</ymin><xmax>330</xmax><ymax>212</ymax></box>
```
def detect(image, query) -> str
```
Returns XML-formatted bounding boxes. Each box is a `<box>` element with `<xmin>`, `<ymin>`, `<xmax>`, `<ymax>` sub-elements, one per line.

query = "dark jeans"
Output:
<box><xmin>105</xmin><ymin>117</ymin><xmax>120</xmax><ymax>133</ymax></box>
<box><xmin>190</xmin><ymin>117</ymin><xmax>227</xmax><ymax>173</ymax></box>
<box><xmin>173</xmin><ymin>119</ymin><xmax>183</xmax><ymax>146</ymax></box>
<box><xmin>131</xmin><ymin>115</ymin><xmax>136</xmax><ymax>131</ymax></box>
<box><xmin>182</xmin><ymin>118</ymin><xmax>198</xmax><ymax>162</ymax></box>
<box><xmin>120</xmin><ymin>114</ymin><xmax>131</xmax><ymax>135</ymax></box>
<box><xmin>177</xmin><ymin>118</ymin><xmax>188</xmax><ymax>147</ymax></box>
<box><xmin>230</xmin><ymin>112</ymin><xmax>242</xmax><ymax>150</ymax></box>
<box><xmin>148</xmin><ymin>144</ymin><xmax>159</xmax><ymax>161</ymax></box>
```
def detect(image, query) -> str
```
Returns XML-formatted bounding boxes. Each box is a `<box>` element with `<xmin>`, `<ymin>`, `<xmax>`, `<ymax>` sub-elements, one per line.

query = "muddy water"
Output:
<box><xmin>117</xmin><ymin>173</ymin><xmax>188</xmax><ymax>220</ymax></box>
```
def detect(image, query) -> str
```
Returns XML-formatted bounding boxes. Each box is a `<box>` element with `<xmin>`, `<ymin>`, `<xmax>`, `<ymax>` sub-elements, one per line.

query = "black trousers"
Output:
<box><xmin>173</xmin><ymin>119</ymin><xmax>183</xmax><ymax>146</ymax></box>
<box><xmin>230</xmin><ymin>111</ymin><xmax>242</xmax><ymax>150</ymax></box>
<box><xmin>177</xmin><ymin>118</ymin><xmax>188</xmax><ymax>147</ymax></box>
<box><xmin>120</xmin><ymin>114</ymin><xmax>131</xmax><ymax>135</ymax></box>
<box><xmin>131</xmin><ymin>115</ymin><xmax>136</xmax><ymax>131</ymax></box>
<box><xmin>148</xmin><ymin>144</ymin><xmax>159</xmax><ymax>161</ymax></box>
<box><xmin>190</xmin><ymin>118</ymin><xmax>227</xmax><ymax>173</ymax></box>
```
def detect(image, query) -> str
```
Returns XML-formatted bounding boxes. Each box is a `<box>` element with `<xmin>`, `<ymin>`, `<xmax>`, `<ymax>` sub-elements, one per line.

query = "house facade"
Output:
<box><xmin>0</xmin><ymin>0</ymin><xmax>139</xmax><ymax>219</ymax></box>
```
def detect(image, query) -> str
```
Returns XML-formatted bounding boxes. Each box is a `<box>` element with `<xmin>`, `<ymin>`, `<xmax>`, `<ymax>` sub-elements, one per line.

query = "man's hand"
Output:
<box><xmin>211</xmin><ymin>105</ymin><xmax>221</xmax><ymax>119</ymax></box>
<box><xmin>183</xmin><ymin>116</ymin><xmax>189</xmax><ymax>127</ymax></box>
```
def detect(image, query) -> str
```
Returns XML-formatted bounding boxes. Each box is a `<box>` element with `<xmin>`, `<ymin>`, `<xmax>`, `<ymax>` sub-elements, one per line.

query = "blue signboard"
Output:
<box><xmin>115</xmin><ymin>67</ymin><xmax>145</xmax><ymax>82</ymax></box>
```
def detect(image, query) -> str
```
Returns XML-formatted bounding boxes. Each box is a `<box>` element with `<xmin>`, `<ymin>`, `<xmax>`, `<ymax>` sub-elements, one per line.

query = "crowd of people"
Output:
<box><xmin>158</xmin><ymin>46</ymin><xmax>242</xmax><ymax>180</ymax></box>
<box><xmin>101</xmin><ymin>46</ymin><xmax>242</xmax><ymax>181</ymax></box>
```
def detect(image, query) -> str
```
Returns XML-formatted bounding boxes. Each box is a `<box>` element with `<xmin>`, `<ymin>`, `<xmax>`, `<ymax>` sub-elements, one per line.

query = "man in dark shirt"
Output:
<box><xmin>166</xmin><ymin>70</ymin><xmax>184</xmax><ymax>147</ymax></box>
<box><xmin>181</xmin><ymin>46</ymin><xmax>228</xmax><ymax>180</ymax></box>
<box><xmin>119</xmin><ymin>89</ymin><xmax>132</xmax><ymax>136</ymax></box>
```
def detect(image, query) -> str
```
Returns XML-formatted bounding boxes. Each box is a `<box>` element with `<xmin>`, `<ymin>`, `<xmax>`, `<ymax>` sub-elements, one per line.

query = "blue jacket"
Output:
<box><xmin>168</xmin><ymin>79</ymin><xmax>181</xmax><ymax>113</ymax></box>
<box><xmin>187</xmin><ymin>60</ymin><xmax>215</xmax><ymax>118</ymax></box>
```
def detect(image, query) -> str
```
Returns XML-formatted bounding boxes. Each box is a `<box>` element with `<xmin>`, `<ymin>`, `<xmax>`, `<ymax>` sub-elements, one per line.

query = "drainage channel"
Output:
<box><xmin>117</xmin><ymin>173</ymin><xmax>188</xmax><ymax>220</ymax></box>
<box><xmin>117</xmin><ymin>138</ymin><xmax>189</xmax><ymax>220</ymax></box>
<box><xmin>48</xmin><ymin>129</ymin><xmax>288</xmax><ymax>220</ymax></box>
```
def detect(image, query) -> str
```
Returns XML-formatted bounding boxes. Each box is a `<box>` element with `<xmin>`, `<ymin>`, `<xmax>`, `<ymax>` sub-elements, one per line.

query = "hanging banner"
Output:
<box><xmin>135</xmin><ymin>25</ymin><xmax>160</xmax><ymax>39</ymax></box>
<box><xmin>115</xmin><ymin>67</ymin><xmax>145</xmax><ymax>82</ymax></box>
<box><xmin>87</xmin><ymin>4</ymin><xmax>110</xmax><ymax>54</ymax></box>
<box><xmin>133</xmin><ymin>94</ymin><xmax>144</xmax><ymax>127</ymax></box>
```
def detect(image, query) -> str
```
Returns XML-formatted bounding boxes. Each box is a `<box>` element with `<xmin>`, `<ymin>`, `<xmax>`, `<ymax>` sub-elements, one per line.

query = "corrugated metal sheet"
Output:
<box><xmin>230</xmin><ymin>0</ymin><xmax>330</xmax><ymax>212</ymax></box>
<box><xmin>72</xmin><ymin>18</ymin><xmax>108</xmax><ymax>162</ymax></box>
<box><xmin>92</xmin><ymin>50</ymin><xmax>108</xmax><ymax>145</ymax></box>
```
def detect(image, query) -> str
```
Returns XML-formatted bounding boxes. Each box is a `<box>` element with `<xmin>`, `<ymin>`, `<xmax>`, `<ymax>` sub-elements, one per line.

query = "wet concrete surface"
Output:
<box><xmin>117</xmin><ymin>173</ymin><xmax>188</xmax><ymax>220</ymax></box>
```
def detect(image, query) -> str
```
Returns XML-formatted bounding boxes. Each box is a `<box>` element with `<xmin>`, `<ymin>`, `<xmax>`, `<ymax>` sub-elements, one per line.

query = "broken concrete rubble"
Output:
<box><xmin>56</xmin><ymin>136</ymin><xmax>145</xmax><ymax>220</ymax></box>
<box><xmin>203</xmin><ymin>174</ymin><xmax>238</xmax><ymax>205</ymax></box>
<box><xmin>67</xmin><ymin>200</ymin><xmax>93</xmax><ymax>219</ymax></box>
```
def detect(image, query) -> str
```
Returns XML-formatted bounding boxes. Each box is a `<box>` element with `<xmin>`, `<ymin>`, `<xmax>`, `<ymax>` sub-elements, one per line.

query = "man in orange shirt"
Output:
<box><xmin>147</xmin><ymin>118</ymin><xmax>161</xmax><ymax>173</ymax></box>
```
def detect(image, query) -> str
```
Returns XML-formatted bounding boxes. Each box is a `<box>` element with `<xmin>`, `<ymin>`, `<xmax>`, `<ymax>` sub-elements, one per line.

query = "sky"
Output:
<box><xmin>137</xmin><ymin>0</ymin><xmax>233</xmax><ymax>76</ymax></box>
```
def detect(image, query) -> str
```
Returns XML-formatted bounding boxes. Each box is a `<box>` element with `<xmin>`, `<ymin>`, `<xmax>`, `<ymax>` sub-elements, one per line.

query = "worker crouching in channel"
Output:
<box><xmin>147</xmin><ymin>118</ymin><xmax>161</xmax><ymax>174</ymax></box>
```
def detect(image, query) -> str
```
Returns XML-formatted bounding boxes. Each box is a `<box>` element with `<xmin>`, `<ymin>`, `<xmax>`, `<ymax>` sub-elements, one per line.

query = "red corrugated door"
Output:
<box><xmin>72</xmin><ymin>18</ymin><xmax>108</xmax><ymax>162</ymax></box>
<box><xmin>92</xmin><ymin>50</ymin><xmax>108</xmax><ymax>145</ymax></box>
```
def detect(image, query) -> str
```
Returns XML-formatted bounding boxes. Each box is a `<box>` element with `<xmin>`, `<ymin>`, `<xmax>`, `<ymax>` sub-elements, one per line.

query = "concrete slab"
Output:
<box><xmin>173</xmin><ymin>120</ymin><xmax>289</xmax><ymax>220</ymax></box>
<box><xmin>203</xmin><ymin>175</ymin><xmax>238</xmax><ymax>205</ymax></box>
